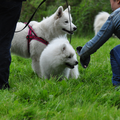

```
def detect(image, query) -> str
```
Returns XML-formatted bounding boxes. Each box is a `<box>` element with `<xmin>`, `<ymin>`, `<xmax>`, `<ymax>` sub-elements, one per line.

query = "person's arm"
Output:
<box><xmin>77</xmin><ymin>16</ymin><xmax>114</xmax><ymax>68</ymax></box>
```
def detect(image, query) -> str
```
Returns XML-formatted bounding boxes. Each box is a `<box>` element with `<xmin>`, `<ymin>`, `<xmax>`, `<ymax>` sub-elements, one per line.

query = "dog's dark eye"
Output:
<box><xmin>68</xmin><ymin>55</ymin><xmax>71</xmax><ymax>58</ymax></box>
<box><xmin>65</xmin><ymin>20</ymin><xmax>68</xmax><ymax>23</ymax></box>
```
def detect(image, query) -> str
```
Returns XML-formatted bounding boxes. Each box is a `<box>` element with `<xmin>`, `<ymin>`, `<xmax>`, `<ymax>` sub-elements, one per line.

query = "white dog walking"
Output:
<box><xmin>40</xmin><ymin>36</ymin><xmax>79</xmax><ymax>79</ymax></box>
<box><xmin>11</xmin><ymin>6</ymin><xmax>77</xmax><ymax>77</ymax></box>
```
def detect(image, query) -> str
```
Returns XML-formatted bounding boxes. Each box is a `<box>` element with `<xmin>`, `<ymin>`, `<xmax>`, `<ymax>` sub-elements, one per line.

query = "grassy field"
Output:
<box><xmin>1</xmin><ymin>35</ymin><xmax>120</xmax><ymax>120</ymax></box>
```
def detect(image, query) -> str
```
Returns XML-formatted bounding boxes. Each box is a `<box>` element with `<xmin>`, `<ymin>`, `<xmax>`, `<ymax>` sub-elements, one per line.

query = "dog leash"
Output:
<box><xmin>15</xmin><ymin>0</ymin><xmax>46</xmax><ymax>33</ymax></box>
<box><xmin>65</xmin><ymin>0</ymin><xmax>72</xmax><ymax>44</ymax></box>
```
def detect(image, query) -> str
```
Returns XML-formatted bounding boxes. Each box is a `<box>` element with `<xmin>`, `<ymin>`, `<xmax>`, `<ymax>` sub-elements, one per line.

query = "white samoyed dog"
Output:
<box><xmin>40</xmin><ymin>36</ymin><xmax>79</xmax><ymax>79</ymax></box>
<box><xmin>93</xmin><ymin>11</ymin><xmax>110</xmax><ymax>35</ymax></box>
<box><xmin>11</xmin><ymin>6</ymin><xmax>77</xmax><ymax>77</ymax></box>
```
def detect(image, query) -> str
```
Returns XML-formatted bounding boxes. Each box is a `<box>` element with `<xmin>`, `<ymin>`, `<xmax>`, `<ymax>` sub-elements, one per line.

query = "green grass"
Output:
<box><xmin>1</xmin><ymin>35</ymin><xmax>120</xmax><ymax>120</ymax></box>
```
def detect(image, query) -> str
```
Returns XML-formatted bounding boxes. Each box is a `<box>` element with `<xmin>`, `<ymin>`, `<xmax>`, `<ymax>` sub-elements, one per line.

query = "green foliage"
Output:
<box><xmin>20</xmin><ymin>0</ymin><xmax>112</xmax><ymax>36</ymax></box>
<box><xmin>20</xmin><ymin>0</ymin><xmax>47</xmax><ymax>22</ymax></box>
<box><xmin>71</xmin><ymin>0</ymin><xmax>112</xmax><ymax>36</ymax></box>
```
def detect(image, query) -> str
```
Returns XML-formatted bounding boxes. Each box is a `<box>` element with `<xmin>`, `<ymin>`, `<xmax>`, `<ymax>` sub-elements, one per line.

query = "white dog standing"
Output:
<box><xmin>11</xmin><ymin>6</ymin><xmax>77</xmax><ymax>77</ymax></box>
<box><xmin>40</xmin><ymin>36</ymin><xmax>79</xmax><ymax>79</ymax></box>
<box><xmin>93</xmin><ymin>11</ymin><xmax>110</xmax><ymax>35</ymax></box>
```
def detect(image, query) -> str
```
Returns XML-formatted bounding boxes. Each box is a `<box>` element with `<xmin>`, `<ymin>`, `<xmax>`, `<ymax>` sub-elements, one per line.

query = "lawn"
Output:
<box><xmin>0</xmin><ymin>36</ymin><xmax>120</xmax><ymax>120</ymax></box>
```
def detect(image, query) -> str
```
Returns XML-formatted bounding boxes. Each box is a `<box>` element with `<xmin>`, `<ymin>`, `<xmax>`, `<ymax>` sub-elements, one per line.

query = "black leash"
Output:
<box><xmin>65</xmin><ymin>0</ymin><xmax>72</xmax><ymax>44</ymax></box>
<box><xmin>15</xmin><ymin>0</ymin><xmax>46</xmax><ymax>32</ymax></box>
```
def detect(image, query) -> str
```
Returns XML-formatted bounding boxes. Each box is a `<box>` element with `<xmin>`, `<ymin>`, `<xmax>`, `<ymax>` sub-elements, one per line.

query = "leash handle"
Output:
<box><xmin>15</xmin><ymin>0</ymin><xmax>46</xmax><ymax>33</ymax></box>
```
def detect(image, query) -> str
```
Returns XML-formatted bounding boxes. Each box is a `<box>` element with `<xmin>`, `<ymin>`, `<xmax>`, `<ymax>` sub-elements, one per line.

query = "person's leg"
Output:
<box><xmin>110</xmin><ymin>45</ymin><xmax>120</xmax><ymax>86</ymax></box>
<box><xmin>0</xmin><ymin>1</ymin><xmax>22</xmax><ymax>89</ymax></box>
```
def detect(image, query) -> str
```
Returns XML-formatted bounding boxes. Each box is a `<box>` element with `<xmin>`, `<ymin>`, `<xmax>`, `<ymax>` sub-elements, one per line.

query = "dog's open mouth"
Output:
<box><xmin>62</xmin><ymin>28</ymin><xmax>73</xmax><ymax>34</ymax></box>
<box><xmin>65</xmin><ymin>63</ymin><xmax>74</xmax><ymax>69</ymax></box>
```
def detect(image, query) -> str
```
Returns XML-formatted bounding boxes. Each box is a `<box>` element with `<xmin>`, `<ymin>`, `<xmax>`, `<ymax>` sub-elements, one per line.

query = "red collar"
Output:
<box><xmin>26</xmin><ymin>23</ymin><xmax>49</xmax><ymax>54</ymax></box>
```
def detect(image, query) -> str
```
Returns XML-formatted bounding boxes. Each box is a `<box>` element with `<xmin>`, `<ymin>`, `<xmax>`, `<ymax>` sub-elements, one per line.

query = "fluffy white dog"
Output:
<box><xmin>93</xmin><ymin>11</ymin><xmax>110</xmax><ymax>35</ymax></box>
<box><xmin>11</xmin><ymin>6</ymin><xmax>77</xmax><ymax>77</ymax></box>
<box><xmin>40</xmin><ymin>36</ymin><xmax>79</xmax><ymax>79</ymax></box>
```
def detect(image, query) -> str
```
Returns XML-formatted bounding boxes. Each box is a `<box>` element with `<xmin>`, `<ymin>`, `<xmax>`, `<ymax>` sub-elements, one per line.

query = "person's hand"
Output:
<box><xmin>76</xmin><ymin>46</ymin><xmax>90</xmax><ymax>68</ymax></box>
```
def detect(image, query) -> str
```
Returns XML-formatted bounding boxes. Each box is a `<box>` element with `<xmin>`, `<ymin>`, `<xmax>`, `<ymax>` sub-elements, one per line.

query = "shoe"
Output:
<box><xmin>0</xmin><ymin>84</ymin><xmax>10</xmax><ymax>90</ymax></box>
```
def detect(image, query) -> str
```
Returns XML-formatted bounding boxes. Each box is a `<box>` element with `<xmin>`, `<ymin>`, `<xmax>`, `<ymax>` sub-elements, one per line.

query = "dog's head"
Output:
<box><xmin>54</xmin><ymin>6</ymin><xmax>77</xmax><ymax>35</ymax></box>
<box><xmin>60</xmin><ymin>43</ymin><xmax>78</xmax><ymax>69</ymax></box>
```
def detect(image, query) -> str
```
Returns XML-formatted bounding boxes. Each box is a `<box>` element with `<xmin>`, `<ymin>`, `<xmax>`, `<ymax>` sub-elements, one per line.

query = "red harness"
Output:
<box><xmin>26</xmin><ymin>24</ymin><xmax>49</xmax><ymax>54</ymax></box>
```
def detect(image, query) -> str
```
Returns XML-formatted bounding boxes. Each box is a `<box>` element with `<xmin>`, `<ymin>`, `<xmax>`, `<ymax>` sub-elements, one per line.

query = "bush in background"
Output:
<box><xmin>71</xmin><ymin>0</ymin><xmax>112</xmax><ymax>36</ymax></box>
<box><xmin>20</xmin><ymin>0</ymin><xmax>112</xmax><ymax>36</ymax></box>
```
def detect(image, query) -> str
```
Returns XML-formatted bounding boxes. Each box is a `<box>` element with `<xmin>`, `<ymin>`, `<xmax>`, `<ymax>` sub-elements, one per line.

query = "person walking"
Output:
<box><xmin>0</xmin><ymin>0</ymin><xmax>26</xmax><ymax>89</ymax></box>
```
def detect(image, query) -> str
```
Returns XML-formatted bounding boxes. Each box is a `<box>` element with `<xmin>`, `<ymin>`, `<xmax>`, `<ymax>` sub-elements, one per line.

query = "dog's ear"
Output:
<box><xmin>55</xmin><ymin>6</ymin><xmax>63</xmax><ymax>19</ymax></box>
<box><xmin>61</xmin><ymin>44</ymin><xmax>66</xmax><ymax>52</ymax></box>
<box><xmin>64</xmin><ymin>6</ymin><xmax>71</xmax><ymax>12</ymax></box>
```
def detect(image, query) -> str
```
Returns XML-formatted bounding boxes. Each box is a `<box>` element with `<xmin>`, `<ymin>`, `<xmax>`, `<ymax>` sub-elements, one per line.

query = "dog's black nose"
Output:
<box><xmin>73</xmin><ymin>27</ymin><xmax>77</xmax><ymax>31</ymax></box>
<box><xmin>75</xmin><ymin>61</ymin><xmax>78</xmax><ymax>65</ymax></box>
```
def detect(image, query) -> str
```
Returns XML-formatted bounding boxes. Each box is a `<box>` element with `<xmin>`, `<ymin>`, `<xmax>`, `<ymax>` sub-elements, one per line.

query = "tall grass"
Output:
<box><xmin>1</xmin><ymin>36</ymin><xmax>120</xmax><ymax>120</ymax></box>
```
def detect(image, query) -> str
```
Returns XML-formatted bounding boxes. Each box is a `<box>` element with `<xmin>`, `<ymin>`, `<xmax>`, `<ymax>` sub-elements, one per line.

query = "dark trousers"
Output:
<box><xmin>110</xmin><ymin>45</ymin><xmax>120</xmax><ymax>86</ymax></box>
<box><xmin>0</xmin><ymin>1</ymin><xmax>22</xmax><ymax>89</ymax></box>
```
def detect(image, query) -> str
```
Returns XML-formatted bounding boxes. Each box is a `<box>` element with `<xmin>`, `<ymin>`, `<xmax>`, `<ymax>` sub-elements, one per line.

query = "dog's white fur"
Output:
<box><xmin>11</xmin><ymin>6</ymin><xmax>77</xmax><ymax>77</ymax></box>
<box><xmin>93</xmin><ymin>11</ymin><xmax>110</xmax><ymax>35</ymax></box>
<box><xmin>40</xmin><ymin>36</ymin><xmax>79</xmax><ymax>79</ymax></box>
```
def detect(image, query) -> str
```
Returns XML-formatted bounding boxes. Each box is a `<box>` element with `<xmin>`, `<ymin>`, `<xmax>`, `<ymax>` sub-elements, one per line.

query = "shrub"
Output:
<box><xmin>20</xmin><ymin>0</ymin><xmax>112</xmax><ymax>36</ymax></box>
